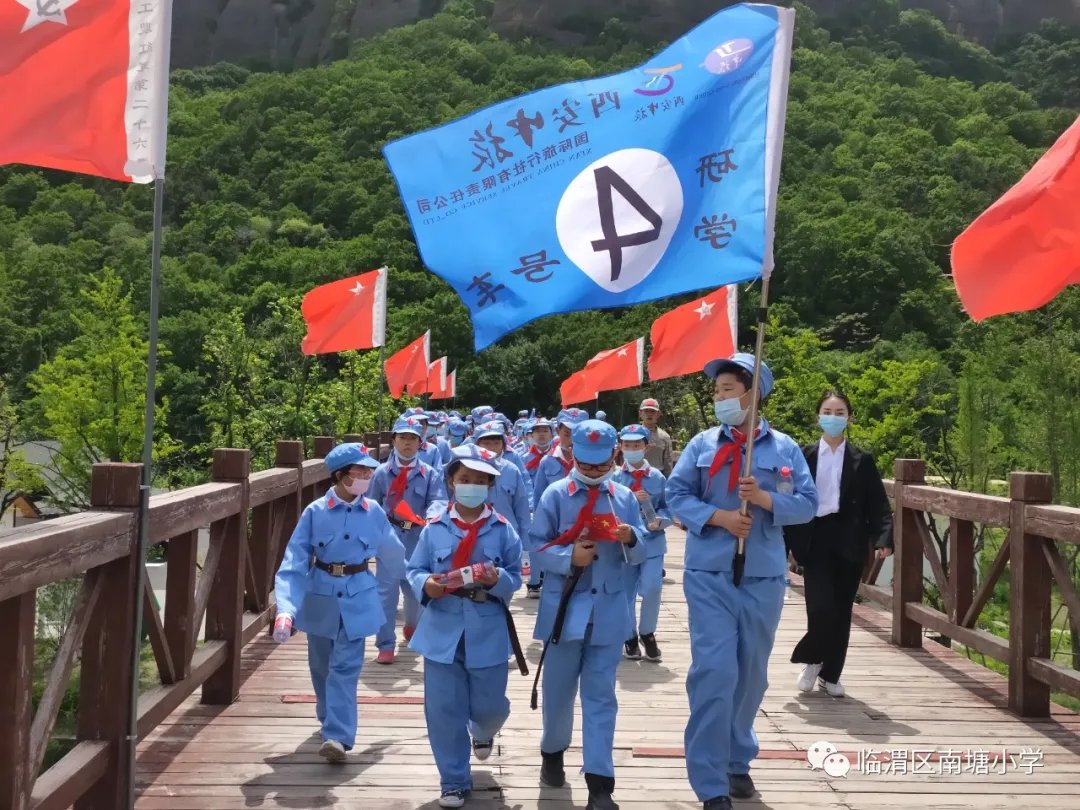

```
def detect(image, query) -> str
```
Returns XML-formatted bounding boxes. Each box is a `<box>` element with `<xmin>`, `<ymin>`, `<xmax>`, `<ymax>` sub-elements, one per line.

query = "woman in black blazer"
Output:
<box><xmin>786</xmin><ymin>392</ymin><xmax>893</xmax><ymax>697</ymax></box>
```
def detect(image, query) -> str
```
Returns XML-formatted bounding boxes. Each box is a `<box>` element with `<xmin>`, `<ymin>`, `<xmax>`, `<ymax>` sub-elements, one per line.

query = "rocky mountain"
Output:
<box><xmin>170</xmin><ymin>0</ymin><xmax>1080</xmax><ymax>70</ymax></box>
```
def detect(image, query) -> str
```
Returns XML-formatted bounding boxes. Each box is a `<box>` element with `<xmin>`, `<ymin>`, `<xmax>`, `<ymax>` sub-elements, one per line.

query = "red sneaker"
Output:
<box><xmin>376</xmin><ymin>650</ymin><xmax>395</xmax><ymax>665</ymax></box>
<box><xmin>403</xmin><ymin>624</ymin><xmax>416</xmax><ymax>642</ymax></box>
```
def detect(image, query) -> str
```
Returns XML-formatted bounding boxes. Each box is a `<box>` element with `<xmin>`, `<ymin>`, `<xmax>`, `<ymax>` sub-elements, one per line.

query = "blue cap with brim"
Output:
<box><xmin>474</xmin><ymin>420</ymin><xmax>506</xmax><ymax>441</ymax></box>
<box><xmin>392</xmin><ymin>417</ymin><xmax>425</xmax><ymax>437</ymax></box>
<box><xmin>557</xmin><ymin>407</ymin><xmax>590</xmax><ymax>428</ymax></box>
<box><xmin>571</xmin><ymin>419</ymin><xmax>618</xmax><ymax>465</ymax></box>
<box><xmin>619</xmin><ymin>424</ymin><xmax>651</xmax><ymax>442</ymax></box>
<box><xmin>447</xmin><ymin>419</ymin><xmax>468</xmax><ymax>437</ymax></box>
<box><xmin>325</xmin><ymin>443</ymin><xmax>379</xmax><ymax>473</ymax></box>
<box><xmin>703</xmin><ymin>352</ymin><xmax>774</xmax><ymax>399</ymax></box>
<box><xmin>449</xmin><ymin>444</ymin><xmax>501</xmax><ymax>477</ymax></box>
<box><xmin>528</xmin><ymin>418</ymin><xmax>554</xmax><ymax>432</ymax></box>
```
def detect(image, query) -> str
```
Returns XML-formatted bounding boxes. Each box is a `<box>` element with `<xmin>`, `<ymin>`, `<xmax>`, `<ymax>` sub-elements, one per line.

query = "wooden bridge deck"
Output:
<box><xmin>135</xmin><ymin>530</ymin><xmax>1080</xmax><ymax>810</ymax></box>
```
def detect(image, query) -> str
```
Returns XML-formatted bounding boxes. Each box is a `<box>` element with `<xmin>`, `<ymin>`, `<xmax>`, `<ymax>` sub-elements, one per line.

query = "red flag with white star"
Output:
<box><xmin>648</xmin><ymin>286</ymin><xmax>737</xmax><ymax>381</ymax></box>
<box><xmin>583</xmin><ymin>337</ymin><xmax>645</xmax><ymax>394</ymax></box>
<box><xmin>300</xmin><ymin>267</ymin><xmax>388</xmax><ymax>355</ymax></box>
<box><xmin>0</xmin><ymin>0</ymin><xmax>173</xmax><ymax>182</ymax></box>
<box><xmin>560</xmin><ymin>368</ymin><xmax>597</xmax><ymax>408</ymax></box>
<box><xmin>384</xmin><ymin>331</ymin><xmax>430</xmax><ymax>398</ymax></box>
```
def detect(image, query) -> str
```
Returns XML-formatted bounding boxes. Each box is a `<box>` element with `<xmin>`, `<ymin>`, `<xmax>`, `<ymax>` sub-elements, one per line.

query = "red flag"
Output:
<box><xmin>648</xmin><ymin>286</ymin><xmax>738</xmax><ymax>381</ymax></box>
<box><xmin>430</xmin><ymin>367</ymin><xmax>457</xmax><ymax>401</ymax></box>
<box><xmin>560</xmin><ymin>369</ymin><xmax>597</xmax><ymax>408</ymax></box>
<box><xmin>952</xmin><ymin>115</ymin><xmax>1080</xmax><ymax>320</ymax></box>
<box><xmin>0</xmin><ymin>0</ymin><xmax>173</xmax><ymax>182</ymax></box>
<box><xmin>300</xmin><ymin>267</ymin><xmax>387</xmax><ymax>355</ymax></box>
<box><xmin>409</xmin><ymin>356</ymin><xmax>447</xmax><ymax>396</ymax></box>
<box><xmin>583</xmin><ymin>337</ymin><xmax>645</xmax><ymax>394</ymax></box>
<box><xmin>385</xmin><ymin>332</ymin><xmax>430</xmax><ymax>398</ymax></box>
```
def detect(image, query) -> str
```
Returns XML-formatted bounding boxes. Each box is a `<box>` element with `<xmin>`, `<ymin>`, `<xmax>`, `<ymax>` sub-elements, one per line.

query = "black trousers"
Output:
<box><xmin>790</xmin><ymin>518</ymin><xmax>865</xmax><ymax>684</ymax></box>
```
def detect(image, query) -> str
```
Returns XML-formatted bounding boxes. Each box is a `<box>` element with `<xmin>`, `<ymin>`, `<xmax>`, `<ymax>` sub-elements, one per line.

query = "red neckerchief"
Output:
<box><xmin>387</xmin><ymin>465</ymin><xmax>411</xmax><ymax>506</ymax></box>
<box><xmin>626</xmin><ymin>466</ymin><xmax>649</xmax><ymax>492</ymax></box>
<box><xmin>554</xmin><ymin>447</ymin><xmax>573</xmax><ymax>477</ymax></box>
<box><xmin>538</xmin><ymin>486</ymin><xmax>601</xmax><ymax>551</ymax></box>
<box><xmin>705</xmin><ymin>426</ymin><xmax>761</xmax><ymax>495</ymax></box>
<box><xmin>449</xmin><ymin>514</ymin><xmax>491</xmax><ymax>569</ymax></box>
<box><xmin>525</xmin><ymin>444</ymin><xmax>546</xmax><ymax>471</ymax></box>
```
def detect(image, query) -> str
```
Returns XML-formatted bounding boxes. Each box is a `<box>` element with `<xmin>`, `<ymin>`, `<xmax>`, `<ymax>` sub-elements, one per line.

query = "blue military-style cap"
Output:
<box><xmin>324</xmin><ymin>442</ymin><xmax>379</xmax><ymax>473</ymax></box>
<box><xmin>447</xmin><ymin>418</ymin><xmax>468</xmax><ymax>437</ymax></box>
<box><xmin>571</xmin><ymin>419</ymin><xmax>618</xmax><ymax>465</ymax></box>
<box><xmin>392</xmin><ymin>416</ymin><xmax>425</xmax><ymax>437</ymax></box>
<box><xmin>556</xmin><ymin>407</ymin><xmax>590</xmax><ymax>428</ymax></box>
<box><xmin>474</xmin><ymin>419</ymin><xmax>507</xmax><ymax>441</ymax></box>
<box><xmin>448</xmin><ymin>444</ymin><xmax>501</xmax><ymax>477</ymax></box>
<box><xmin>618</xmin><ymin>424</ymin><xmax>651</xmax><ymax>442</ymax></box>
<box><xmin>703</xmin><ymin>352</ymin><xmax>774</xmax><ymax>399</ymax></box>
<box><xmin>595</xmin><ymin>410</ymin><xmax>607</xmax><ymax>421</ymax></box>
<box><xmin>527</xmin><ymin>417</ymin><xmax>554</xmax><ymax>432</ymax></box>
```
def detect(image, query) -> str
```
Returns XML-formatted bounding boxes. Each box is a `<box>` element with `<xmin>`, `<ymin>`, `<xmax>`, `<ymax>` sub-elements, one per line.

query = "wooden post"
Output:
<box><xmin>312</xmin><ymin>436</ymin><xmax>336</xmax><ymax>458</ymax></box>
<box><xmin>892</xmin><ymin>459</ymin><xmax>926</xmax><ymax>648</ymax></box>
<box><xmin>267</xmin><ymin>441</ymin><xmax>304</xmax><ymax>602</ymax></box>
<box><xmin>77</xmin><ymin>463</ymin><xmax>142</xmax><ymax>810</ymax></box>
<box><xmin>202</xmin><ymin>449</ymin><xmax>250</xmax><ymax>705</ymax></box>
<box><xmin>0</xmin><ymin>592</ymin><xmax>35</xmax><ymax>810</ymax></box>
<box><xmin>163</xmin><ymin>530</ymin><xmax>197</xmax><ymax>682</ymax></box>
<box><xmin>343</xmin><ymin>433</ymin><xmax>363</xmax><ymax>444</ymax></box>
<box><xmin>1008</xmin><ymin>471</ymin><xmax>1054</xmax><ymax>717</ymax></box>
<box><xmin>949</xmin><ymin>518</ymin><xmax>974</xmax><ymax>626</ymax></box>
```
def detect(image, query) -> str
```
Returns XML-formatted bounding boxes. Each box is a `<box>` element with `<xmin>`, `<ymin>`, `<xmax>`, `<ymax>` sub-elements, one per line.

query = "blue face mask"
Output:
<box><xmin>436</xmin><ymin>425</ymin><xmax>448</xmax><ymax>437</ymax></box>
<box><xmin>454</xmin><ymin>483</ymin><xmax>488</xmax><ymax>508</ymax></box>
<box><xmin>622</xmin><ymin>449</ymin><xmax>646</xmax><ymax>465</ymax></box>
<box><xmin>449</xmin><ymin>436</ymin><xmax>464</xmax><ymax>447</ymax></box>
<box><xmin>713</xmin><ymin>396</ymin><xmax>748</xmax><ymax>426</ymax></box>
<box><xmin>819</xmin><ymin>414</ymin><xmax>848</xmax><ymax>437</ymax></box>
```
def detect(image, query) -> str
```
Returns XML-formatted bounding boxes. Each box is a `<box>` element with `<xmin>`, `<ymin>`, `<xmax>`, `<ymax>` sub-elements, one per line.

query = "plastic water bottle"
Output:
<box><xmin>777</xmin><ymin>466</ymin><xmax>794</xmax><ymax>495</ymax></box>
<box><xmin>521</xmin><ymin>550</ymin><xmax>531</xmax><ymax>578</ymax></box>
<box><xmin>639</xmin><ymin>496</ymin><xmax>659</xmax><ymax>527</ymax></box>
<box><xmin>272</xmin><ymin>614</ymin><xmax>293</xmax><ymax>643</ymax></box>
<box><xmin>437</xmin><ymin>561</ymin><xmax>497</xmax><ymax>589</ymax></box>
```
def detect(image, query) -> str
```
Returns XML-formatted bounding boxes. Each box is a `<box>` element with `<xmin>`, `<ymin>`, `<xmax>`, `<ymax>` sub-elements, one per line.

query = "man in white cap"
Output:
<box><xmin>638</xmin><ymin>398</ymin><xmax>674</xmax><ymax>475</ymax></box>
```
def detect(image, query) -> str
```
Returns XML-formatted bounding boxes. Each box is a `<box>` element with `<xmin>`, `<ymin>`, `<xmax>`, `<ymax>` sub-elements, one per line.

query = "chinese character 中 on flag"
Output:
<box><xmin>384</xmin><ymin>332</ymin><xmax>430</xmax><ymax>398</ymax></box>
<box><xmin>648</xmin><ymin>286</ymin><xmax>738</xmax><ymax>381</ymax></box>
<box><xmin>300</xmin><ymin>268</ymin><xmax>388</xmax><ymax>355</ymax></box>
<box><xmin>951</xmin><ymin>115</ymin><xmax>1080</xmax><ymax>320</ymax></box>
<box><xmin>0</xmin><ymin>0</ymin><xmax>174</xmax><ymax>182</ymax></box>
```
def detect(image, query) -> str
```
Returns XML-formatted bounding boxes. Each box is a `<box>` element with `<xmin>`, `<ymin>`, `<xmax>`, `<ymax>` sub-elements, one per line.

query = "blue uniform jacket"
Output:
<box><xmin>406</xmin><ymin>510</ymin><xmax>523</xmax><ymax>667</ymax></box>
<box><xmin>502</xmin><ymin>447</ymin><xmax>535</xmax><ymax>507</ymax></box>
<box><xmin>417</xmin><ymin>440</ymin><xmax>444</xmax><ymax>469</ymax></box>
<box><xmin>533</xmin><ymin>448</ymin><xmax>573</xmax><ymax>510</ymax></box>
<box><xmin>529</xmin><ymin>478</ymin><xmax>648</xmax><ymax>645</ymax></box>
<box><xmin>275</xmin><ymin>488</ymin><xmax>406</xmax><ymax>641</ymax></box>
<box><xmin>613</xmin><ymin>463</ymin><xmax>672</xmax><ymax>558</ymax></box>
<box><xmin>489</xmin><ymin>457</ymin><xmax>533</xmax><ymax>539</ymax></box>
<box><xmin>666</xmin><ymin>419</ymin><xmax>817</xmax><ymax>577</ymax></box>
<box><xmin>367</xmin><ymin>457</ymin><xmax>448</xmax><ymax>541</ymax></box>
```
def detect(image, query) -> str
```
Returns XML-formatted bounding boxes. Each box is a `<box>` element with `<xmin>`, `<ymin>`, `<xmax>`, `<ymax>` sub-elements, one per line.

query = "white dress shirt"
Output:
<box><xmin>814</xmin><ymin>438</ymin><xmax>846</xmax><ymax>517</ymax></box>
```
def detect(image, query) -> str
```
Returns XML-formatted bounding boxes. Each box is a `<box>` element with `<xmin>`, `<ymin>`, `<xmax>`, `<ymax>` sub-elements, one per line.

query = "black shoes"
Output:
<box><xmin>704</xmin><ymin>798</ymin><xmax>733</xmax><ymax>810</ymax></box>
<box><xmin>729</xmin><ymin>773</ymin><xmax>756</xmax><ymax>799</ymax></box>
<box><xmin>540</xmin><ymin>750</ymin><xmax>565</xmax><ymax>787</ymax></box>
<box><xmin>639</xmin><ymin>632</ymin><xmax>662</xmax><ymax>662</ymax></box>
<box><xmin>584</xmin><ymin>773</ymin><xmax>618</xmax><ymax>810</ymax></box>
<box><xmin>623</xmin><ymin>636</ymin><xmax>642</xmax><ymax>660</ymax></box>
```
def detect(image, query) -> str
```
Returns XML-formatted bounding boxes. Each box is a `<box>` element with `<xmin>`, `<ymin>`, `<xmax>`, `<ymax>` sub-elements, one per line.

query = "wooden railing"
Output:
<box><xmin>0</xmin><ymin>437</ymin><xmax>338</xmax><ymax>810</ymax></box>
<box><xmin>859</xmin><ymin>459</ymin><xmax>1080</xmax><ymax>717</ymax></box>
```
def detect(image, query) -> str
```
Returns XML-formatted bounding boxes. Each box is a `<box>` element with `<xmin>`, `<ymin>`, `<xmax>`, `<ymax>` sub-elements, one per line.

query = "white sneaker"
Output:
<box><xmin>439</xmin><ymin>789</ymin><xmax>467</xmax><ymax>808</ymax></box>
<box><xmin>819</xmin><ymin>678</ymin><xmax>846</xmax><ymax>697</ymax></box>
<box><xmin>473</xmin><ymin>738</ymin><xmax>493</xmax><ymax>761</ymax></box>
<box><xmin>318</xmin><ymin>739</ymin><xmax>346</xmax><ymax>763</ymax></box>
<box><xmin>797</xmin><ymin>663</ymin><xmax>821</xmax><ymax>692</ymax></box>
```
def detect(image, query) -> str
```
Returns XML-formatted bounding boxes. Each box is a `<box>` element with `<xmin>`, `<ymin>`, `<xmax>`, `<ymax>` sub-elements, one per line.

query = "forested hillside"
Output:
<box><xmin>1</xmin><ymin>0</ymin><xmax>1078</xmax><ymax>508</ymax></box>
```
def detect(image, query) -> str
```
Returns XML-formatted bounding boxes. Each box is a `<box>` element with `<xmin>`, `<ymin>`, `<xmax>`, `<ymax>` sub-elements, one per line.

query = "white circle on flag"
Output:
<box><xmin>555</xmin><ymin>148</ymin><xmax>683</xmax><ymax>294</ymax></box>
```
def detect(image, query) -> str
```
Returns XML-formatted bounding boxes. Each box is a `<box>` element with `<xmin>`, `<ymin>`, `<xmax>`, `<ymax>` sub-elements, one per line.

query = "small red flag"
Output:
<box><xmin>408</xmin><ymin>356</ymin><xmax>447</xmax><ymax>396</ymax></box>
<box><xmin>0</xmin><ymin>0</ymin><xmax>173</xmax><ymax>182</ymax></box>
<box><xmin>429</xmin><ymin>364</ymin><xmax>457</xmax><ymax>401</ymax></box>
<box><xmin>300</xmin><ymin>268</ymin><xmax>388</xmax><ymax>355</ymax></box>
<box><xmin>385</xmin><ymin>332</ymin><xmax>430</xmax><ymax>398</ymax></box>
<box><xmin>560</xmin><ymin>369</ymin><xmax>597</xmax><ymax>408</ymax></box>
<box><xmin>648</xmin><ymin>286</ymin><xmax>737</xmax><ymax>381</ymax></box>
<box><xmin>952</xmin><ymin>115</ymin><xmax>1080</xmax><ymax>320</ymax></box>
<box><xmin>584</xmin><ymin>337</ymin><xmax>644</xmax><ymax>394</ymax></box>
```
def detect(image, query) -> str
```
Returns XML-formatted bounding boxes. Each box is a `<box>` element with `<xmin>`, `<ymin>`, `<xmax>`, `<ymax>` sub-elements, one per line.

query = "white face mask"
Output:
<box><xmin>572</xmin><ymin>467</ymin><xmax>613</xmax><ymax>487</ymax></box>
<box><xmin>344</xmin><ymin>476</ymin><xmax>370</xmax><ymax>496</ymax></box>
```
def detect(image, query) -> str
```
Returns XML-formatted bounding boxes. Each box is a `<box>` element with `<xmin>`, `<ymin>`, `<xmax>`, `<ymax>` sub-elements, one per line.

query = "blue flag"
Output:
<box><xmin>383</xmin><ymin>3</ymin><xmax>794</xmax><ymax>350</ymax></box>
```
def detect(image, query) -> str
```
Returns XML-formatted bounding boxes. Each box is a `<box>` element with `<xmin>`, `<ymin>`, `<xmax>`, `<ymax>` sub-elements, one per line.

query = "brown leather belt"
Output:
<box><xmin>313</xmin><ymin>559</ymin><xmax>370</xmax><ymax>577</ymax></box>
<box><xmin>449</xmin><ymin>589</ymin><xmax>529</xmax><ymax>677</ymax></box>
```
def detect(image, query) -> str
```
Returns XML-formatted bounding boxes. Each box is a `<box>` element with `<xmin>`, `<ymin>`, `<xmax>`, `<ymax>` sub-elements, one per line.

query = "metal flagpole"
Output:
<box><xmin>127</xmin><ymin>178</ymin><xmax>165</xmax><ymax>808</ymax></box>
<box><xmin>732</xmin><ymin>275</ymin><xmax>770</xmax><ymax>587</ymax></box>
<box><xmin>377</xmin><ymin>344</ymin><xmax>386</xmax><ymax>434</ymax></box>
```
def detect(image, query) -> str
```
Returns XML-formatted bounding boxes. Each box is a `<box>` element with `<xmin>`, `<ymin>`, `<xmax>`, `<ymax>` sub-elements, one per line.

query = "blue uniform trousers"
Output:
<box><xmin>307</xmin><ymin>622</ymin><xmax>367</xmax><ymax>749</ymax></box>
<box><xmin>625</xmin><ymin>555</ymin><xmax>664</xmax><ymax>637</ymax></box>
<box><xmin>541</xmin><ymin>624</ymin><xmax>621</xmax><ymax>777</ymax></box>
<box><xmin>683</xmin><ymin>569</ymin><xmax>785</xmax><ymax>801</ymax></box>
<box><xmin>527</xmin><ymin>551</ymin><xmax>542</xmax><ymax>586</ymax></box>
<box><xmin>424</xmin><ymin>641</ymin><xmax>511</xmax><ymax>793</ymax></box>
<box><xmin>376</xmin><ymin>528</ymin><xmax>423</xmax><ymax>651</ymax></box>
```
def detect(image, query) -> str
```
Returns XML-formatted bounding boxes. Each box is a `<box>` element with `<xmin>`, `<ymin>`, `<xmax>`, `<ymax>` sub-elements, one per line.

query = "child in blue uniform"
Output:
<box><xmin>666</xmin><ymin>354</ymin><xmax>817</xmax><ymax>810</ymax></box>
<box><xmin>368</xmin><ymin>416</ymin><xmax>448</xmax><ymax>663</ymax></box>
<box><xmin>613</xmin><ymin>424</ymin><xmax>671</xmax><ymax>663</ymax></box>
<box><xmin>530</xmin><ymin>419</ymin><xmax>647</xmax><ymax>810</ymax></box>
<box><xmin>274</xmin><ymin>443</ymin><xmax>406</xmax><ymax>762</ymax></box>
<box><xmin>408</xmin><ymin>445</ymin><xmax>524</xmax><ymax>808</ymax></box>
<box><xmin>473</xmin><ymin>420</ymin><xmax>532</xmax><ymax>541</ymax></box>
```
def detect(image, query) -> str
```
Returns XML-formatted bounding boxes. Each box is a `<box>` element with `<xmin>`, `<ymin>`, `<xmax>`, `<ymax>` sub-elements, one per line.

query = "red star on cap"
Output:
<box><xmin>588</xmin><ymin>430</ymin><xmax>601</xmax><ymax>442</ymax></box>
